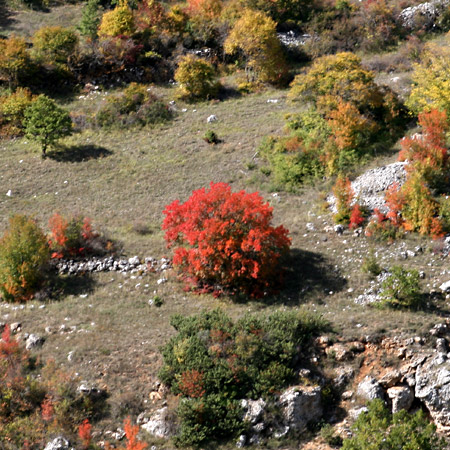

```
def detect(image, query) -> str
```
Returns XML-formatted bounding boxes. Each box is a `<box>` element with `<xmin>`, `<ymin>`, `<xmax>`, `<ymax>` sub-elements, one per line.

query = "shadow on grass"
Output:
<box><xmin>48</xmin><ymin>144</ymin><xmax>113</xmax><ymax>163</ymax></box>
<box><xmin>51</xmin><ymin>273</ymin><xmax>96</xmax><ymax>299</ymax></box>
<box><xmin>263</xmin><ymin>248</ymin><xmax>347</xmax><ymax>306</ymax></box>
<box><xmin>0</xmin><ymin>4</ymin><xmax>16</xmax><ymax>32</ymax></box>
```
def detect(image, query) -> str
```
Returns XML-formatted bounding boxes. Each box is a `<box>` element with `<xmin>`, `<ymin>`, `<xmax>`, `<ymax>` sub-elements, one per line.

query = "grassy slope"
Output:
<box><xmin>2</xmin><ymin>4</ymin><xmax>450</xmax><ymax>447</ymax></box>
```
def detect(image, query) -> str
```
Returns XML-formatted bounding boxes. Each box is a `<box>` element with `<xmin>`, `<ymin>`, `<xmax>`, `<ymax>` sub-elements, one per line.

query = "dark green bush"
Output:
<box><xmin>159</xmin><ymin>308</ymin><xmax>327</xmax><ymax>446</ymax></box>
<box><xmin>203</xmin><ymin>130</ymin><xmax>219</xmax><ymax>144</ymax></box>
<box><xmin>95</xmin><ymin>83</ymin><xmax>172</xmax><ymax>128</ymax></box>
<box><xmin>342</xmin><ymin>399</ymin><xmax>445</xmax><ymax>450</ymax></box>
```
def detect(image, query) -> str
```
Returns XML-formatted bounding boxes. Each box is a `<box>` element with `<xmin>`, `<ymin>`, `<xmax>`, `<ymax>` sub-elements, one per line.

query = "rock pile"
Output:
<box><xmin>328</xmin><ymin>162</ymin><xmax>407</xmax><ymax>213</ymax></box>
<box><xmin>52</xmin><ymin>256</ymin><xmax>171</xmax><ymax>275</ymax></box>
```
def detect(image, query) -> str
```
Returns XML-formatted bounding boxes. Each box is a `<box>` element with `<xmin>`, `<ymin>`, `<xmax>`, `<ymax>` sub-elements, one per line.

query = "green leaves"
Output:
<box><xmin>23</xmin><ymin>95</ymin><xmax>72</xmax><ymax>155</ymax></box>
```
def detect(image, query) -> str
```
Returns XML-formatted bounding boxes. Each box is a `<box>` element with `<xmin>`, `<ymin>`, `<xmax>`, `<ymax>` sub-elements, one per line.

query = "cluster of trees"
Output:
<box><xmin>0</xmin><ymin>213</ymin><xmax>112</xmax><ymax>303</ymax></box>
<box><xmin>261</xmin><ymin>52</ymin><xmax>405</xmax><ymax>190</ymax></box>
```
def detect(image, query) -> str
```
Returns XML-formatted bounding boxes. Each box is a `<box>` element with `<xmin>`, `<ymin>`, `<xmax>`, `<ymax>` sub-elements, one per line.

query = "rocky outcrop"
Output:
<box><xmin>415</xmin><ymin>355</ymin><xmax>450</xmax><ymax>430</ymax></box>
<box><xmin>387</xmin><ymin>386</ymin><xmax>414</xmax><ymax>413</ymax></box>
<box><xmin>44</xmin><ymin>437</ymin><xmax>73</xmax><ymax>450</ymax></box>
<box><xmin>357</xmin><ymin>376</ymin><xmax>385</xmax><ymax>401</ymax></box>
<box><xmin>399</xmin><ymin>0</ymin><xmax>449</xmax><ymax>29</ymax></box>
<box><xmin>140</xmin><ymin>406</ymin><xmax>175</xmax><ymax>439</ymax></box>
<box><xmin>279</xmin><ymin>385</ymin><xmax>323</xmax><ymax>431</ymax></box>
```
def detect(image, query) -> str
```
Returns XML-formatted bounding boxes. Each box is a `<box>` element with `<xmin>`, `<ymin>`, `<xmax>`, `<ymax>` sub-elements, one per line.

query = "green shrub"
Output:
<box><xmin>159</xmin><ymin>308</ymin><xmax>327</xmax><ymax>446</ymax></box>
<box><xmin>203</xmin><ymin>130</ymin><xmax>219</xmax><ymax>144</ymax></box>
<box><xmin>320</xmin><ymin>423</ymin><xmax>343</xmax><ymax>447</ymax></box>
<box><xmin>361</xmin><ymin>250</ymin><xmax>382</xmax><ymax>277</ymax></box>
<box><xmin>342</xmin><ymin>399</ymin><xmax>445</xmax><ymax>450</ymax></box>
<box><xmin>95</xmin><ymin>83</ymin><xmax>172</xmax><ymax>128</ymax></box>
<box><xmin>379</xmin><ymin>266</ymin><xmax>422</xmax><ymax>309</ymax></box>
<box><xmin>174</xmin><ymin>55</ymin><xmax>219</xmax><ymax>100</ymax></box>
<box><xmin>0</xmin><ymin>215</ymin><xmax>50</xmax><ymax>303</ymax></box>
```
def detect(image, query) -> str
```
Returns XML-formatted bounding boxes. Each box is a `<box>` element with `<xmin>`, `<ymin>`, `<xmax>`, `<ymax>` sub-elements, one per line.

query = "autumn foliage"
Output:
<box><xmin>48</xmin><ymin>213</ymin><xmax>96</xmax><ymax>259</ymax></box>
<box><xmin>0</xmin><ymin>215</ymin><xmax>50</xmax><ymax>303</ymax></box>
<box><xmin>163</xmin><ymin>182</ymin><xmax>291</xmax><ymax>297</ymax></box>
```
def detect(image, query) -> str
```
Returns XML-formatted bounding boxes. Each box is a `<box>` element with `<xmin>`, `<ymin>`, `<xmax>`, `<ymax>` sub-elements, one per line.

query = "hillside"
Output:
<box><xmin>2</xmin><ymin>0</ymin><xmax>450</xmax><ymax>448</ymax></box>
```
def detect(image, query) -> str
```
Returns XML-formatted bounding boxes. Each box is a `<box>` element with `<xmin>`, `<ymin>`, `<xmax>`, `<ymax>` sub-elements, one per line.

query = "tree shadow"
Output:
<box><xmin>0</xmin><ymin>3</ymin><xmax>16</xmax><ymax>33</ymax></box>
<box><xmin>263</xmin><ymin>248</ymin><xmax>347</xmax><ymax>306</ymax></box>
<box><xmin>52</xmin><ymin>273</ymin><xmax>97</xmax><ymax>299</ymax></box>
<box><xmin>48</xmin><ymin>144</ymin><xmax>113</xmax><ymax>163</ymax></box>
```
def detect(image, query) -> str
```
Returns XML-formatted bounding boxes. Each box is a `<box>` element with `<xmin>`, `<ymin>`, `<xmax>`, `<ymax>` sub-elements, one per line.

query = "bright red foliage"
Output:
<box><xmin>124</xmin><ymin>417</ymin><xmax>147</xmax><ymax>450</ymax></box>
<box><xmin>349</xmin><ymin>203</ymin><xmax>364</xmax><ymax>229</ymax></box>
<box><xmin>78</xmin><ymin>418</ymin><xmax>92</xmax><ymax>448</ymax></box>
<box><xmin>162</xmin><ymin>182</ymin><xmax>291</xmax><ymax>297</ymax></box>
<box><xmin>384</xmin><ymin>182</ymin><xmax>405</xmax><ymax>228</ymax></box>
<box><xmin>41</xmin><ymin>396</ymin><xmax>54</xmax><ymax>422</ymax></box>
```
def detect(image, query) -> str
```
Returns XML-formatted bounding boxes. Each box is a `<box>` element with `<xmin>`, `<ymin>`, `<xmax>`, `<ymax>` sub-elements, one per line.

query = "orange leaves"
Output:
<box><xmin>163</xmin><ymin>182</ymin><xmax>290</xmax><ymax>297</ymax></box>
<box><xmin>178</xmin><ymin>370</ymin><xmax>206</xmax><ymax>398</ymax></box>
<box><xmin>78</xmin><ymin>419</ymin><xmax>92</xmax><ymax>448</ymax></box>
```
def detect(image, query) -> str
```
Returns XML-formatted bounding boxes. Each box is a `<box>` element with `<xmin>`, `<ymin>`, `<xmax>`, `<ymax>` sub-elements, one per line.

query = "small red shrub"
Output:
<box><xmin>178</xmin><ymin>369</ymin><xmax>206</xmax><ymax>398</ymax></box>
<box><xmin>78</xmin><ymin>419</ymin><xmax>92</xmax><ymax>448</ymax></box>
<box><xmin>162</xmin><ymin>182</ymin><xmax>291</xmax><ymax>297</ymax></box>
<box><xmin>349</xmin><ymin>203</ymin><xmax>364</xmax><ymax>229</ymax></box>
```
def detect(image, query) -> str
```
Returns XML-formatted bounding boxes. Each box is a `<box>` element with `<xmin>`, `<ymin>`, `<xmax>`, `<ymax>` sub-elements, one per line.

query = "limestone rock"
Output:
<box><xmin>278</xmin><ymin>385</ymin><xmax>322</xmax><ymax>431</ymax></box>
<box><xmin>326</xmin><ymin>343</ymin><xmax>352</xmax><ymax>361</ymax></box>
<box><xmin>415</xmin><ymin>355</ymin><xmax>450</xmax><ymax>429</ymax></box>
<box><xmin>387</xmin><ymin>386</ymin><xmax>414</xmax><ymax>413</ymax></box>
<box><xmin>25</xmin><ymin>334</ymin><xmax>45</xmax><ymax>350</ymax></box>
<box><xmin>44</xmin><ymin>437</ymin><xmax>73</xmax><ymax>450</ymax></box>
<box><xmin>141</xmin><ymin>407</ymin><xmax>174</xmax><ymax>439</ymax></box>
<box><xmin>379</xmin><ymin>369</ymin><xmax>402</xmax><ymax>388</ymax></box>
<box><xmin>241</xmin><ymin>398</ymin><xmax>266</xmax><ymax>424</ymax></box>
<box><xmin>357</xmin><ymin>376</ymin><xmax>384</xmax><ymax>401</ymax></box>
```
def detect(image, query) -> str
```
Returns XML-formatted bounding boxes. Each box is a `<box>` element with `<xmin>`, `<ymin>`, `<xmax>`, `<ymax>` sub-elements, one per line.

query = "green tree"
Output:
<box><xmin>24</xmin><ymin>95</ymin><xmax>72</xmax><ymax>156</ymax></box>
<box><xmin>32</xmin><ymin>26</ymin><xmax>79</xmax><ymax>65</ymax></box>
<box><xmin>224</xmin><ymin>9</ymin><xmax>287</xmax><ymax>84</ymax></box>
<box><xmin>79</xmin><ymin>0</ymin><xmax>102</xmax><ymax>40</ymax></box>
<box><xmin>0</xmin><ymin>215</ymin><xmax>50</xmax><ymax>303</ymax></box>
<box><xmin>343</xmin><ymin>399</ymin><xmax>445</xmax><ymax>450</ymax></box>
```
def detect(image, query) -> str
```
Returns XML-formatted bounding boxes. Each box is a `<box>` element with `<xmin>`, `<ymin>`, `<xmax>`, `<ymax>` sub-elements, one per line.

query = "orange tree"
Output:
<box><xmin>162</xmin><ymin>182</ymin><xmax>291</xmax><ymax>298</ymax></box>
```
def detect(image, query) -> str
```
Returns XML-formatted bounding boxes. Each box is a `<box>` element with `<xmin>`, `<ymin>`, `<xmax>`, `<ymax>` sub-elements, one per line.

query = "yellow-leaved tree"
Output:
<box><xmin>406</xmin><ymin>42</ymin><xmax>450</xmax><ymax>116</ymax></box>
<box><xmin>288</xmin><ymin>52</ymin><xmax>383</xmax><ymax>115</ymax></box>
<box><xmin>98</xmin><ymin>0</ymin><xmax>135</xmax><ymax>37</ymax></box>
<box><xmin>0</xmin><ymin>35</ymin><xmax>29</xmax><ymax>88</ymax></box>
<box><xmin>224</xmin><ymin>9</ymin><xmax>287</xmax><ymax>84</ymax></box>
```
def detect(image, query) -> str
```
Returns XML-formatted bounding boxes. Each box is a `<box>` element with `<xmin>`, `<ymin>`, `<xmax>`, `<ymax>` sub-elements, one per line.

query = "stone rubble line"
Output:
<box><xmin>52</xmin><ymin>256</ymin><xmax>172</xmax><ymax>275</ymax></box>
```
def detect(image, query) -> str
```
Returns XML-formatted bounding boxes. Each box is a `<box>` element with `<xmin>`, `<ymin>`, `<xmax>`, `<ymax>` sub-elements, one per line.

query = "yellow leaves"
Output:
<box><xmin>0</xmin><ymin>35</ymin><xmax>28</xmax><ymax>85</ymax></box>
<box><xmin>407</xmin><ymin>42</ymin><xmax>450</xmax><ymax>116</ymax></box>
<box><xmin>224</xmin><ymin>9</ymin><xmax>287</xmax><ymax>84</ymax></box>
<box><xmin>98</xmin><ymin>2</ymin><xmax>135</xmax><ymax>38</ymax></box>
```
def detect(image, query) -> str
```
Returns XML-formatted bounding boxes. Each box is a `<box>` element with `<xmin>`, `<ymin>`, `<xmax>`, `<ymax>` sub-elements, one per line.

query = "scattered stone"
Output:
<box><xmin>399</xmin><ymin>0</ymin><xmax>449</xmax><ymax>29</ymax></box>
<box><xmin>77</xmin><ymin>383</ymin><xmax>106</xmax><ymax>399</ymax></box>
<box><xmin>387</xmin><ymin>386</ymin><xmax>414</xmax><ymax>413</ymax></box>
<box><xmin>342</xmin><ymin>391</ymin><xmax>353</xmax><ymax>400</ymax></box>
<box><xmin>436</xmin><ymin>338</ymin><xmax>448</xmax><ymax>354</ymax></box>
<box><xmin>357</xmin><ymin>376</ymin><xmax>384</xmax><ymax>401</ymax></box>
<box><xmin>236</xmin><ymin>435</ymin><xmax>246</xmax><ymax>448</ymax></box>
<box><xmin>207</xmin><ymin>115</ymin><xmax>218</xmax><ymax>123</ymax></box>
<box><xmin>10</xmin><ymin>322</ymin><xmax>21</xmax><ymax>333</ymax></box>
<box><xmin>334</xmin><ymin>225</ymin><xmax>344</xmax><ymax>235</ymax></box>
<box><xmin>6</xmin><ymin>190</ymin><xmax>12</xmax><ymax>197</ymax></box>
<box><xmin>25</xmin><ymin>334</ymin><xmax>44</xmax><ymax>350</ymax></box>
<box><xmin>439</xmin><ymin>281</ymin><xmax>450</xmax><ymax>293</ymax></box>
<box><xmin>326</xmin><ymin>343</ymin><xmax>352</xmax><ymax>361</ymax></box>
<box><xmin>306</xmin><ymin>222</ymin><xmax>316</xmax><ymax>232</ymax></box>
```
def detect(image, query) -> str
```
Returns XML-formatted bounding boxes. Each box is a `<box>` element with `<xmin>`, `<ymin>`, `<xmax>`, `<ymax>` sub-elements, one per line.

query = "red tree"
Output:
<box><xmin>162</xmin><ymin>182</ymin><xmax>291</xmax><ymax>297</ymax></box>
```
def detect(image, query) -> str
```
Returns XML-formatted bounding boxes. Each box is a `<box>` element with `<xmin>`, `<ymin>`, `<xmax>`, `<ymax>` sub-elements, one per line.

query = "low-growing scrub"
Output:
<box><xmin>342</xmin><ymin>399</ymin><xmax>445</xmax><ymax>450</ymax></box>
<box><xmin>48</xmin><ymin>212</ymin><xmax>116</xmax><ymax>259</ymax></box>
<box><xmin>0</xmin><ymin>325</ymin><xmax>108</xmax><ymax>449</ymax></box>
<box><xmin>159</xmin><ymin>308</ymin><xmax>327</xmax><ymax>447</ymax></box>
<box><xmin>94</xmin><ymin>83</ymin><xmax>172</xmax><ymax>128</ymax></box>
